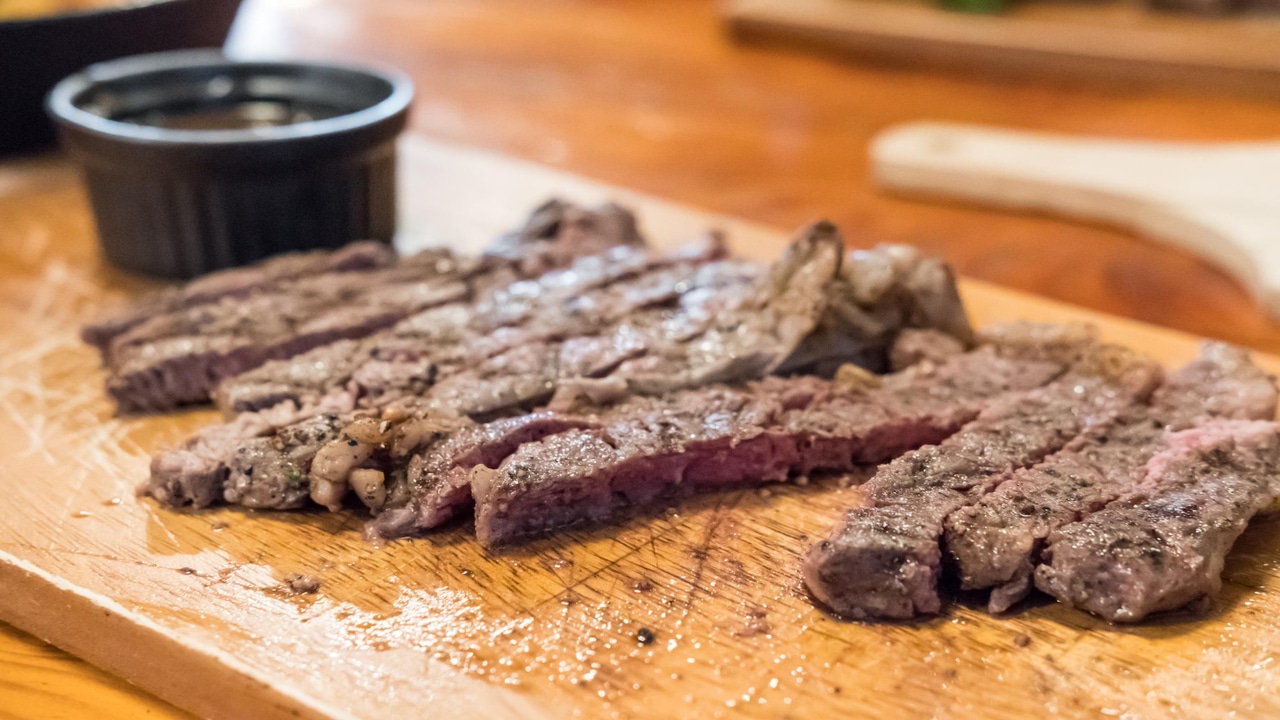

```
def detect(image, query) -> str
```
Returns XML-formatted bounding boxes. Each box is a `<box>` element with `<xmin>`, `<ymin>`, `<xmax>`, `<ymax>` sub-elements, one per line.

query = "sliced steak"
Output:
<box><xmin>453</xmin><ymin>224</ymin><xmax>976</xmax><ymax>405</ymax></box>
<box><xmin>213</xmin><ymin>238</ymin><xmax>733</xmax><ymax>415</ymax></box>
<box><xmin>1035</xmin><ymin>419</ymin><xmax>1280</xmax><ymax>622</ymax></box>
<box><xmin>216</xmin><ymin>221</ymin><xmax>976</xmax><ymax>420</ymax></box>
<box><xmin>146</xmin><ymin>246</ymin><xmax>742</xmax><ymax>509</ymax></box>
<box><xmin>369</xmin><ymin>412</ymin><xmax>600</xmax><ymax>539</ymax></box>
<box><xmin>143</xmin><ymin>394</ymin><xmax>355</xmax><ymax>508</ymax></box>
<box><xmin>483</xmin><ymin>198</ymin><xmax>646</xmax><ymax>276</ymax></box>
<box><xmin>82</xmin><ymin>241</ymin><xmax>396</xmax><ymax>354</ymax></box>
<box><xmin>143</xmin><ymin>217</ymin><xmax>979</xmax><ymax>527</ymax></box>
<box><xmin>944</xmin><ymin>342</ymin><xmax>1278</xmax><ymax>613</ymax></box>
<box><xmin>91</xmin><ymin>201</ymin><xmax>651</xmax><ymax>414</ymax></box>
<box><xmin>106</xmin><ymin>271</ymin><xmax>472</xmax><ymax>413</ymax></box>
<box><xmin>145</xmin><ymin>332</ymin><xmax>1060</xmax><ymax>532</ymax></box>
<box><xmin>801</xmin><ymin>345</ymin><xmax>1162</xmax><ymax>620</ymax></box>
<box><xmin>468</xmin><ymin>347</ymin><xmax>1066</xmax><ymax>547</ymax></box>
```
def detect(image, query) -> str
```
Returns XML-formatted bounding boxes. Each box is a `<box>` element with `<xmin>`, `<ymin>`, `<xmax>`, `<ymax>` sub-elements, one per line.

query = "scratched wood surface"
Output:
<box><xmin>2</xmin><ymin>138</ymin><xmax>1280</xmax><ymax>720</ymax></box>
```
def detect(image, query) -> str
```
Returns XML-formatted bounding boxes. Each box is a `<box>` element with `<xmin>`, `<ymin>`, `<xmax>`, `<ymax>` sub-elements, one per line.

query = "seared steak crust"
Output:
<box><xmin>82</xmin><ymin>241</ymin><xmax>396</xmax><ymax>353</ymax></box>
<box><xmin>96</xmin><ymin>201</ymin><xmax>650</xmax><ymax>414</ymax></box>
<box><xmin>1035</xmin><ymin>419</ymin><xmax>1280</xmax><ymax>622</ymax></box>
<box><xmin>802</xmin><ymin>345</ymin><xmax>1163</xmax><ymax>620</ymax></box>
<box><xmin>943</xmin><ymin>342</ymin><xmax>1279</xmax><ymax>613</ymax></box>
<box><xmin>469</xmin><ymin>347</ymin><xmax>1064</xmax><ymax>547</ymax></box>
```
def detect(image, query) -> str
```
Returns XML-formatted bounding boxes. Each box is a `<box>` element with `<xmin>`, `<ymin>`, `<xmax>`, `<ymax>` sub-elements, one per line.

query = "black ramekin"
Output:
<box><xmin>47</xmin><ymin>50</ymin><xmax>413</xmax><ymax>279</ymax></box>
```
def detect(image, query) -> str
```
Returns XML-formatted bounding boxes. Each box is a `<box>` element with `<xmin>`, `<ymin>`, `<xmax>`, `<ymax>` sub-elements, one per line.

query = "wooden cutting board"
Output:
<box><xmin>2</xmin><ymin>137</ymin><xmax>1279</xmax><ymax>720</ymax></box>
<box><xmin>724</xmin><ymin>0</ymin><xmax>1280</xmax><ymax>97</ymax></box>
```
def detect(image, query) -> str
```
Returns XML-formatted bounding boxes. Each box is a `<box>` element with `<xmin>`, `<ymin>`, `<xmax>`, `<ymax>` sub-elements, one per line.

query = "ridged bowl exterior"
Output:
<box><xmin>82</xmin><ymin>146</ymin><xmax>397</xmax><ymax>278</ymax></box>
<box><xmin>48</xmin><ymin>52</ymin><xmax>412</xmax><ymax>279</ymax></box>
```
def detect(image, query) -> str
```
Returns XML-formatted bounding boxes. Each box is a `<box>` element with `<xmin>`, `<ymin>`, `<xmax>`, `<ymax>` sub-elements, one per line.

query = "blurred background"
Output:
<box><xmin>217</xmin><ymin>0</ymin><xmax>1280</xmax><ymax>347</ymax></box>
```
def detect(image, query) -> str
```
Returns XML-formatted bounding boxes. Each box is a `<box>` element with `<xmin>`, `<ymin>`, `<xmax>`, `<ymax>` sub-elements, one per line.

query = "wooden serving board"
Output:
<box><xmin>724</xmin><ymin>0</ymin><xmax>1280</xmax><ymax>97</ymax></box>
<box><xmin>3</xmin><ymin>137</ymin><xmax>1280</xmax><ymax>720</ymax></box>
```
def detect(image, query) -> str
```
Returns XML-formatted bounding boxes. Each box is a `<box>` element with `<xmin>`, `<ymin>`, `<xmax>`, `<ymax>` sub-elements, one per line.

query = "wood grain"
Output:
<box><xmin>0</xmin><ymin>621</ymin><xmax>190</xmax><ymax>720</ymax></box>
<box><xmin>2</xmin><ymin>135</ymin><xmax>1280</xmax><ymax>719</ymax></box>
<box><xmin>725</xmin><ymin>0</ymin><xmax>1280</xmax><ymax>96</ymax></box>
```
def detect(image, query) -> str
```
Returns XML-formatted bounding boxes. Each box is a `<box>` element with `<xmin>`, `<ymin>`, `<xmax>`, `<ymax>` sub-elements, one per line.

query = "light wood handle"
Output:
<box><xmin>872</xmin><ymin>121</ymin><xmax>1280</xmax><ymax>318</ymax></box>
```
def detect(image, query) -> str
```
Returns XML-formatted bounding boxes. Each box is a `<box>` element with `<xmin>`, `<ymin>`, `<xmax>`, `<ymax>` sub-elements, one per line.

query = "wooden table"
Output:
<box><xmin>4</xmin><ymin>0</ymin><xmax>1280</xmax><ymax>716</ymax></box>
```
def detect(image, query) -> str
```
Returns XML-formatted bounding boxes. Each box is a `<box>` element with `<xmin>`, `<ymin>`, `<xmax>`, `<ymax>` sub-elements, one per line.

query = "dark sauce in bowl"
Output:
<box><xmin>120</xmin><ymin>100</ymin><xmax>347</xmax><ymax>130</ymax></box>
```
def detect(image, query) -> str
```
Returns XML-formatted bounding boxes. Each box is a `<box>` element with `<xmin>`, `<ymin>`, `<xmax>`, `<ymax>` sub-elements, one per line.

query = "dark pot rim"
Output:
<box><xmin>0</xmin><ymin>0</ymin><xmax>184</xmax><ymax>29</ymax></box>
<box><xmin>46</xmin><ymin>49</ymin><xmax>415</xmax><ymax>149</ymax></box>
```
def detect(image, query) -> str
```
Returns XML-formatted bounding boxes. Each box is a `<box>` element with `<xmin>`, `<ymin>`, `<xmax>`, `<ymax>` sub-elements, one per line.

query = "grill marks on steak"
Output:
<box><xmin>1034</xmin><ymin>419</ymin><xmax>1280</xmax><ymax>622</ymax></box>
<box><xmin>943</xmin><ymin>342</ymin><xmax>1279</xmax><ymax>613</ymax></box>
<box><xmin>144</xmin><ymin>243</ymin><xmax>743</xmax><ymax>509</ymax></box>
<box><xmin>107</xmin><ymin>263</ymin><xmax>474</xmax><ymax>414</ymax></box>
<box><xmin>97</xmin><ymin>200</ymin><xmax>648</xmax><ymax>414</ymax></box>
<box><xmin>216</xmin><ymin>237</ymin><xmax>737</xmax><ymax>415</ymax></box>
<box><xmin>144</xmin><ymin>335</ymin><xmax>1058</xmax><ymax>538</ymax></box>
<box><xmin>801</xmin><ymin>345</ymin><xmax>1163</xmax><ymax>620</ymax></box>
<box><xmin>81</xmin><ymin>241</ymin><xmax>396</xmax><ymax>354</ymax></box>
<box><xmin>467</xmin><ymin>347</ymin><xmax>1065</xmax><ymax>547</ymax></box>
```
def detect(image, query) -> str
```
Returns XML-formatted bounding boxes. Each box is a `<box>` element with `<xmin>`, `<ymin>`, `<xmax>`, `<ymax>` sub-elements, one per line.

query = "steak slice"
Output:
<box><xmin>369</xmin><ymin>412</ymin><xmax>601</xmax><ymax>539</ymax></box>
<box><xmin>943</xmin><ymin>342</ymin><xmax>1278</xmax><ymax>613</ymax></box>
<box><xmin>213</xmin><ymin>237</ymin><xmax>732</xmax><ymax>415</ymax></box>
<box><xmin>483</xmin><ymin>198</ymin><xmax>646</xmax><ymax>276</ymax></box>
<box><xmin>468</xmin><ymin>346</ymin><xmax>1066</xmax><ymax>547</ymax></box>
<box><xmin>801</xmin><ymin>344</ymin><xmax>1163</xmax><ymax>620</ymax></box>
<box><xmin>81</xmin><ymin>241</ymin><xmax>396</xmax><ymax>354</ymax></box>
<box><xmin>106</xmin><ymin>271</ymin><xmax>472</xmax><ymax>413</ymax></box>
<box><xmin>1034</xmin><ymin>419</ymin><xmax>1280</xmax><ymax>622</ymax></box>
<box><xmin>145</xmin><ymin>245</ymin><xmax>742</xmax><ymax>508</ymax></box>
<box><xmin>145</xmin><ymin>393</ymin><xmax>355</xmax><ymax>508</ymax></box>
<box><xmin>91</xmin><ymin>200</ymin><xmax>649</xmax><ymax>414</ymax></box>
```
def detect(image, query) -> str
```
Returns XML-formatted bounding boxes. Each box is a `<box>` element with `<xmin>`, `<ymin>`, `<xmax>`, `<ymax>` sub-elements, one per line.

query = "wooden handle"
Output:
<box><xmin>872</xmin><ymin>121</ymin><xmax>1280</xmax><ymax>318</ymax></box>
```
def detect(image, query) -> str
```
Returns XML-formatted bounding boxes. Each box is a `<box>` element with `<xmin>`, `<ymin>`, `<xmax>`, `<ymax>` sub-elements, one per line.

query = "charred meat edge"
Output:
<box><xmin>1034</xmin><ymin>418</ymin><xmax>1280</xmax><ymax>622</ymax></box>
<box><xmin>801</xmin><ymin>343</ymin><xmax>1162</xmax><ymax>621</ymax></box>
<box><xmin>93</xmin><ymin>200</ymin><xmax>649</xmax><ymax>414</ymax></box>
<box><xmin>943</xmin><ymin>341</ymin><xmax>1279</xmax><ymax>613</ymax></box>
<box><xmin>466</xmin><ymin>346</ymin><xmax>1067</xmax><ymax>548</ymax></box>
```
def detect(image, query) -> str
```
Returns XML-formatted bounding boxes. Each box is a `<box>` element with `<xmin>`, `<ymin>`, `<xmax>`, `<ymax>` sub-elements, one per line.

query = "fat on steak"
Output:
<box><xmin>801</xmin><ymin>343</ymin><xmax>1163</xmax><ymax>620</ymax></box>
